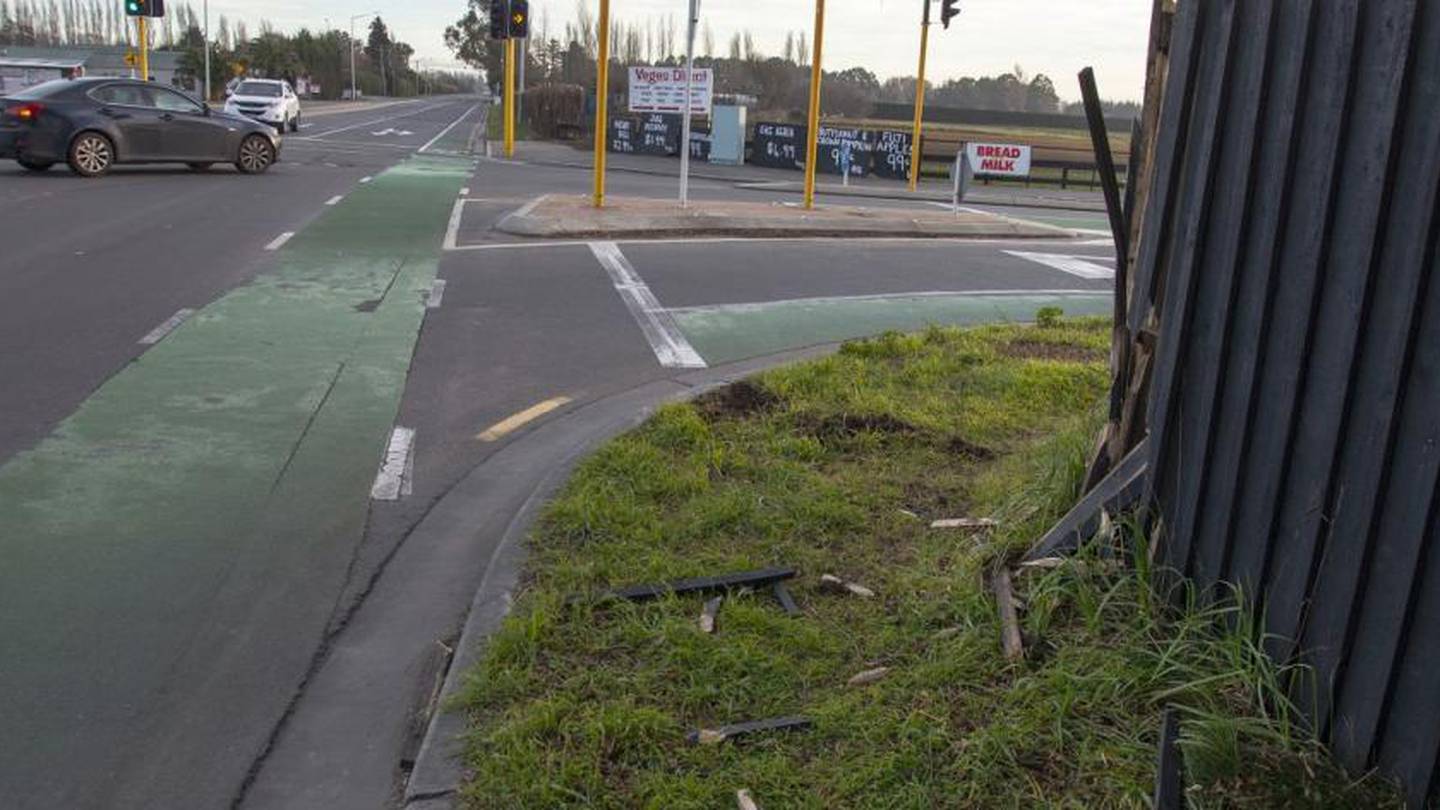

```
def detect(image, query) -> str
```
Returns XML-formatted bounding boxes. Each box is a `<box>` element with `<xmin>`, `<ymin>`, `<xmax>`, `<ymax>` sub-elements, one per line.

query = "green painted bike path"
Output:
<box><xmin>0</xmin><ymin>155</ymin><xmax>469</xmax><ymax>809</ymax></box>
<box><xmin>672</xmin><ymin>291</ymin><xmax>1114</xmax><ymax>365</ymax></box>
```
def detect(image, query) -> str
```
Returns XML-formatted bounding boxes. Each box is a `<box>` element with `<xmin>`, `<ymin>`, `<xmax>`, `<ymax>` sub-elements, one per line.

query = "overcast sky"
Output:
<box><xmin>207</xmin><ymin>0</ymin><xmax>1151</xmax><ymax>102</ymax></box>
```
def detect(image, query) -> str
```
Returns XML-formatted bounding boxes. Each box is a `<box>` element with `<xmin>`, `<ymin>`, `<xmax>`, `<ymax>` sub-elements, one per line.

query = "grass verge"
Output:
<box><xmin>457</xmin><ymin>318</ymin><xmax>1401</xmax><ymax>809</ymax></box>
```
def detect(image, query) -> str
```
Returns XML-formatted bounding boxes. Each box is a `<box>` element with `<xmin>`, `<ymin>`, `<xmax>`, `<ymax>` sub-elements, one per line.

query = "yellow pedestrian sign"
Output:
<box><xmin>124</xmin><ymin>51</ymin><xmax>137</xmax><ymax>67</ymax></box>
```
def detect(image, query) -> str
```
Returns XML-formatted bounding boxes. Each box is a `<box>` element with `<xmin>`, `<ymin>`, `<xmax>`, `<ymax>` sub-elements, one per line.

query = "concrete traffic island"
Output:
<box><xmin>496</xmin><ymin>193</ymin><xmax>1078</xmax><ymax>240</ymax></box>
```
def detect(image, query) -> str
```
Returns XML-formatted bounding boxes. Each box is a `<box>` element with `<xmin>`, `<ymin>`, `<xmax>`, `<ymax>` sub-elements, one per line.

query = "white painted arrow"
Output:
<box><xmin>370</xmin><ymin>127</ymin><xmax>415</xmax><ymax>137</ymax></box>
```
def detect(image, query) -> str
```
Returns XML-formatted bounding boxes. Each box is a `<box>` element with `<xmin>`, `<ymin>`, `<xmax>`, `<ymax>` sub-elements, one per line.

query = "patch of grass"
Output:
<box><xmin>457</xmin><ymin>317</ymin><xmax>1401</xmax><ymax>809</ymax></box>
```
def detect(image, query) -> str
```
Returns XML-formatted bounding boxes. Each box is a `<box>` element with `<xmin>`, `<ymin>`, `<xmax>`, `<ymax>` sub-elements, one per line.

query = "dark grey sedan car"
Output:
<box><xmin>0</xmin><ymin>77</ymin><xmax>282</xmax><ymax>177</ymax></box>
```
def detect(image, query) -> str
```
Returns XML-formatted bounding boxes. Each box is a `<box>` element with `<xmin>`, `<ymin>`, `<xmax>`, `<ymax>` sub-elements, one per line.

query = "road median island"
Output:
<box><xmin>448</xmin><ymin>317</ymin><xmax>1402</xmax><ymax>808</ymax></box>
<box><xmin>496</xmin><ymin>193</ymin><xmax>1077</xmax><ymax>241</ymax></box>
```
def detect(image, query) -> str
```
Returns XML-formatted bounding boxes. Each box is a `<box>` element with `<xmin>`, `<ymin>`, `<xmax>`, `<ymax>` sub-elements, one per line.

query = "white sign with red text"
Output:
<box><xmin>628</xmin><ymin>66</ymin><xmax>713</xmax><ymax>115</ymax></box>
<box><xmin>966</xmin><ymin>142</ymin><xmax>1032</xmax><ymax>177</ymax></box>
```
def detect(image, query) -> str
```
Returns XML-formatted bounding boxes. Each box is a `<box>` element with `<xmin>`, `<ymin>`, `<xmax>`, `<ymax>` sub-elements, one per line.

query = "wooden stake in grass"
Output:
<box><xmin>820</xmin><ymin>573</ymin><xmax>875</xmax><ymax>598</ymax></box>
<box><xmin>847</xmin><ymin>666</ymin><xmax>891</xmax><ymax>687</ymax></box>
<box><xmin>992</xmin><ymin>568</ymin><xmax>1025</xmax><ymax>661</ymax></box>
<box><xmin>736</xmin><ymin>789</ymin><xmax>761</xmax><ymax>810</ymax></box>
<box><xmin>930</xmin><ymin>517</ymin><xmax>1000</xmax><ymax>530</ymax></box>
<box><xmin>700</xmin><ymin>595</ymin><xmax>723</xmax><ymax>634</ymax></box>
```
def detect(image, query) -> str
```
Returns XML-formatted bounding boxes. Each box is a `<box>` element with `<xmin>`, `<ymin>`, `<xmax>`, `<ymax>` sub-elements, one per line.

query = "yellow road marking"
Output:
<box><xmin>477</xmin><ymin>396</ymin><xmax>573</xmax><ymax>442</ymax></box>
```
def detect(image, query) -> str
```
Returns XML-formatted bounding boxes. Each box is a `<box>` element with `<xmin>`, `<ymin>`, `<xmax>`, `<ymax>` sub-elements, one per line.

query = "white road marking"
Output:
<box><xmin>359</xmin><ymin>176</ymin><xmax>373</xmax><ymax>184</ymax></box>
<box><xmin>138</xmin><ymin>308</ymin><xmax>196</xmax><ymax>345</ymax></box>
<box><xmin>426</xmin><ymin>279</ymin><xmax>447</xmax><ymax>309</ymax></box>
<box><xmin>370</xmin><ymin>127</ymin><xmax>415</xmax><ymax>136</ymax></box>
<box><xmin>418</xmin><ymin>103</ymin><xmax>480</xmax><ymax>154</ymax></box>
<box><xmin>298</xmin><ymin>122</ymin><xmax>313</xmax><ymax>129</ymax></box>
<box><xmin>664</xmin><ymin>289</ymin><xmax>1111</xmax><ymax>316</ymax></box>
<box><xmin>265</xmin><ymin>231</ymin><xmax>295</xmax><ymax>251</ymax></box>
<box><xmin>442</xmin><ymin>198</ymin><xmax>466</xmax><ymax>251</ymax></box>
<box><xmin>459</xmin><ymin>187</ymin><xmax>470</xmax><ymax>196</ymax></box>
<box><xmin>306</xmin><ymin>101</ymin><xmax>453</xmax><ymax>139</ymax></box>
<box><xmin>589</xmin><ymin>241</ymin><xmax>707</xmax><ymax>369</ymax></box>
<box><xmin>1004</xmin><ymin>250</ymin><xmax>1116</xmax><ymax>280</ymax></box>
<box><xmin>371</xmin><ymin>427</ymin><xmax>416</xmax><ymax>501</ymax></box>
<box><xmin>445</xmin><ymin>234</ymin><xmax>1113</xmax><ymax>252</ymax></box>
<box><xmin>324</xmin><ymin>195</ymin><xmax>344</xmax><ymax>206</ymax></box>
<box><xmin>477</xmin><ymin>396</ymin><xmax>573</xmax><ymax>442</ymax></box>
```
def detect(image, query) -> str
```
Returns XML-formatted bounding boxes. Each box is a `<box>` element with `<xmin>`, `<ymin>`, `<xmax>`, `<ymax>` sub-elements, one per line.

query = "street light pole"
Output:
<box><xmin>203</xmin><ymin>0</ymin><xmax>210</xmax><ymax>100</ymax></box>
<box><xmin>348</xmin><ymin>12</ymin><xmax>376</xmax><ymax>101</ymax></box>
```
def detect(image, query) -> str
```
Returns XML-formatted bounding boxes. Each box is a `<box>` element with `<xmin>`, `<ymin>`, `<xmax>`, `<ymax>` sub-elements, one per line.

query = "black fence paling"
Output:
<box><xmin>1135</xmin><ymin>1</ymin><xmax>1440</xmax><ymax>805</ymax></box>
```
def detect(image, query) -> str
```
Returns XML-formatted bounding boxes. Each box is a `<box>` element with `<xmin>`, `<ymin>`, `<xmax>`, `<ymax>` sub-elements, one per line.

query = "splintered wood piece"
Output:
<box><xmin>771</xmin><ymin>582</ymin><xmax>801</xmax><ymax>617</ymax></box>
<box><xmin>700</xmin><ymin>596</ymin><xmax>723</xmax><ymax>634</ymax></box>
<box><xmin>1020</xmin><ymin>557</ymin><xmax>1066</xmax><ymax>570</ymax></box>
<box><xmin>930</xmin><ymin>517</ymin><xmax>1000</xmax><ymax>530</ymax></box>
<box><xmin>686</xmin><ymin>716</ymin><xmax>813</xmax><ymax>746</ymax></box>
<box><xmin>736</xmin><ymin>789</ymin><xmax>761</xmax><ymax>810</ymax></box>
<box><xmin>993</xmin><ymin>568</ymin><xmax>1025</xmax><ymax>661</ymax></box>
<box><xmin>844</xmin><ymin>581</ymin><xmax>876</xmax><ymax>598</ymax></box>
<box><xmin>847</xmin><ymin>666</ymin><xmax>891</xmax><ymax>687</ymax></box>
<box><xmin>819</xmin><ymin>574</ymin><xmax>847</xmax><ymax>593</ymax></box>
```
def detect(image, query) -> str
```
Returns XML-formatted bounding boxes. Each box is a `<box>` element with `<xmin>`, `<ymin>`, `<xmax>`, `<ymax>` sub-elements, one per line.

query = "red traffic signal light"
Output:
<box><xmin>941</xmin><ymin>0</ymin><xmax>960</xmax><ymax>29</ymax></box>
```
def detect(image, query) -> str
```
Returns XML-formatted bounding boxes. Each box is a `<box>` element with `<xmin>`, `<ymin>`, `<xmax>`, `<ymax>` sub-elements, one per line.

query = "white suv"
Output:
<box><xmin>224</xmin><ymin>79</ymin><xmax>301</xmax><ymax>133</ymax></box>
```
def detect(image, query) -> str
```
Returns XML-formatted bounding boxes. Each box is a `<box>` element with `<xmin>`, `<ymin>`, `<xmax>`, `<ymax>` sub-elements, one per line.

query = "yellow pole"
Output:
<box><xmin>504</xmin><ymin>38</ymin><xmax>516</xmax><ymax>158</ymax></box>
<box><xmin>138</xmin><ymin>15</ymin><xmax>149</xmax><ymax>82</ymax></box>
<box><xmin>592</xmin><ymin>0</ymin><xmax>612</xmax><ymax>208</ymax></box>
<box><xmin>802</xmin><ymin>0</ymin><xmax>826</xmax><ymax>209</ymax></box>
<box><xmin>907</xmin><ymin>2</ymin><xmax>930</xmax><ymax>192</ymax></box>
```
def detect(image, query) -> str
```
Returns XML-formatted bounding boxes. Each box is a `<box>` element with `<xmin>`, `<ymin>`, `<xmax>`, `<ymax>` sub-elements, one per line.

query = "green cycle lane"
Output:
<box><xmin>670</xmin><ymin>290</ymin><xmax>1114</xmax><ymax>365</ymax></box>
<box><xmin>0</xmin><ymin>155</ymin><xmax>469</xmax><ymax>809</ymax></box>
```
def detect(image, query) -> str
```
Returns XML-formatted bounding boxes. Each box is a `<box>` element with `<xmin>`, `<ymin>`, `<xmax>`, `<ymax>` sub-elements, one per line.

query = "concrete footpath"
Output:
<box><xmin>497</xmin><ymin>193</ymin><xmax>1077</xmax><ymax>240</ymax></box>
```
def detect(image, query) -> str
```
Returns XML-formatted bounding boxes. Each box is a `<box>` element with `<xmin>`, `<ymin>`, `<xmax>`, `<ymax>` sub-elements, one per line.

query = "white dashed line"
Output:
<box><xmin>1004</xmin><ymin>250</ymin><xmax>1116</xmax><ymax>279</ymax></box>
<box><xmin>359</xmin><ymin>176</ymin><xmax>373</xmax><ymax>184</ymax></box>
<box><xmin>588</xmin><ymin>241</ymin><xmax>707</xmax><ymax>369</ymax></box>
<box><xmin>138</xmin><ymin>308</ymin><xmax>196</xmax><ymax>345</ymax></box>
<box><xmin>324</xmin><ymin>195</ymin><xmax>344</xmax><ymax>206</ymax></box>
<box><xmin>265</xmin><ymin>231</ymin><xmax>295</xmax><ymax>251</ymax></box>
<box><xmin>370</xmin><ymin>427</ymin><xmax>416</xmax><ymax>501</ymax></box>
<box><xmin>442</xmin><ymin>198</ymin><xmax>465</xmax><ymax>251</ymax></box>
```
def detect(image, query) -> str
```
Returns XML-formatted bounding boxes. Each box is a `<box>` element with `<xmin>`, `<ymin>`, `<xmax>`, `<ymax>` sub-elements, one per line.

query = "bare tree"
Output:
<box><xmin>796</xmin><ymin>30</ymin><xmax>808</xmax><ymax>66</ymax></box>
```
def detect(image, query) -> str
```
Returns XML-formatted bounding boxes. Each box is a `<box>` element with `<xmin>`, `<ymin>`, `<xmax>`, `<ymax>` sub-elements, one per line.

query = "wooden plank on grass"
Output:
<box><xmin>1024</xmin><ymin>438</ymin><xmax>1150</xmax><ymax>562</ymax></box>
<box><xmin>1154</xmin><ymin>706</ymin><xmax>1184</xmax><ymax>810</ymax></box>
<box><xmin>585</xmin><ymin>567</ymin><xmax>797</xmax><ymax>604</ymax></box>
<box><xmin>993</xmin><ymin>568</ymin><xmax>1024</xmax><ymax>662</ymax></box>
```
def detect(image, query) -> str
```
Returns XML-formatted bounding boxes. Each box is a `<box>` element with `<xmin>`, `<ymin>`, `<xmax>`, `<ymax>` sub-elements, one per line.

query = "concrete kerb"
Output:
<box><xmin>401</xmin><ymin>344</ymin><xmax>840</xmax><ymax>809</ymax></box>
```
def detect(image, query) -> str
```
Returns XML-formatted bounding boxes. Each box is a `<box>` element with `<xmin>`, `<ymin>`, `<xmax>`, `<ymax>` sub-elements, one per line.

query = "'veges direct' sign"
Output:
<box><xmin>965</xmin><ymin>142</ymin><xmax>1032</xmax><ymax>177</ymax></box>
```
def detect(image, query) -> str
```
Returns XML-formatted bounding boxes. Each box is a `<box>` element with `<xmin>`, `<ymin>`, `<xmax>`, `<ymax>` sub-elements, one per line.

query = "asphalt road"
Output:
<box><xmin>0</xmin><ymin>104</ymin><xmax>1115</xmax><ymax>810</ymax></box>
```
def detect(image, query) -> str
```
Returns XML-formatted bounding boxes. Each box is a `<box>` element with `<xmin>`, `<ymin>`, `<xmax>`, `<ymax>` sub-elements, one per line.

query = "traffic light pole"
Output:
<box><xmin>592</xmin><ymin>0</ymin><xmax>612</xmax><ymax>208</ymax></box>
<box><xmin>138</xmin><ymin>14</ymin><xmax>149</xmax><ymax>82</ymax></box>
<box><xmin>908</xmin><ymin>0</ymin><xmax>930</xmax><ymax>192</ymax></box>
<box><xmin>504</xmin><ymin>37</ymin><xmax>516</xmax><ymax>158</ymax></box>
<box><xmin>802</xmin><ymin>0</ymin><xmax>826</xmax><ymax>209</ymax></box>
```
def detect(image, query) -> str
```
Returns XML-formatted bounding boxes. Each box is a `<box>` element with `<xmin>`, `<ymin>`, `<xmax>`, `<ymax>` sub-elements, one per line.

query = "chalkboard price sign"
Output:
<box><xmin>816</xmin><ymin>126</ymin><xmax>874</xmax><ymax>177</ymax></box>
<box><xmin>638</xmin><ymin>112</ymin><xmax>681</xmax><ymax>156</ymax></box>
<box><xmin>752</xmin><ymin>122</ymin><xmax>805</xmax><ymax>170</ymax></box>
<box><xmin>872</xmin><ymin>130</ymin><xmax>913</xmax><ymax>180</ymax></box>
<box><xmin>609</xmin><ymin>116</ymin><xmax>639</xmax><ymax>154</ymax></box>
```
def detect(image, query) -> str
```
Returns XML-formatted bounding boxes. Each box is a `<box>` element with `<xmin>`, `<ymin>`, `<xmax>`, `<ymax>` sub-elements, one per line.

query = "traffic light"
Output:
<box><xmin>124</xmin><ymin>0</ymin><xmax>164</xmax><ymax>16</ymax></box>
<box><xmin>489</xmin><ymin>0</ymin><xmax>509</xmax><ymax>40</ymax></box>
<box><xmin>940</xmin><ymin>0</ymin><xmax>960</xmax><ymax>29</ymax></box>
<box><xmin>510</xmin><ymin>0</ymin><xmax>529</xmax><ymax>39</ymax></box>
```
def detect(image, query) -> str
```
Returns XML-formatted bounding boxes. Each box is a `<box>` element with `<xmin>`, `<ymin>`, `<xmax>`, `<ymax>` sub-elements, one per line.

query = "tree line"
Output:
<box><xmin>446</xmin><ymin>0</ymin><xmax>1138</xmax><ymax>118</ymax></box>
<box><xmin>0</xmin><ymin>0</ymin><xmax>474</xmax><ymax>100</ymax></box>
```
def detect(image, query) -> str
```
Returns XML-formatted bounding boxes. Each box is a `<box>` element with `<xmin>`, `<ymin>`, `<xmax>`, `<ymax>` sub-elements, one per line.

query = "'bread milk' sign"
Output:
<box><xmin>965</xmin><ymin>143</ymin><xmax>1032</xmax><ymax>177</ymax></box>
<box><xmin>628</xmin><ymin>66</ymin><xmax>714</xmax><ymax>116</ymax></box>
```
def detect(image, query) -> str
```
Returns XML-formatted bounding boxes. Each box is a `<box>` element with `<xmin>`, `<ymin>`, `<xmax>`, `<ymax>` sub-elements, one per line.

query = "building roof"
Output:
<box><xmin>0</xmin><ymin>45</ymin><xmax>183</xmax><ymax>72</ymax></box>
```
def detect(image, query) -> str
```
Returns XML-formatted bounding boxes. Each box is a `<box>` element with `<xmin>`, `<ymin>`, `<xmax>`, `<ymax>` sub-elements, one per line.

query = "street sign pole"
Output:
<box><xmin>802</xmin><ymin>0</ymin><xmax>826</xmax><ymax>209</ymax></box>
<box><xmin>678</xmin><ymin>0</ymin><xmax>699</xmax><ymax>208</ymax></box>
<box><xmin>504</xmin><ymin>37</ymin><xmax>516</xmax><ymax>157</ymax></box>
<box><xmin>592</xmin><ymin>0</ymin><xmax>612</xmax><ymax>208</ymax></box>
<box><xmin>908</xmin><ymin>0</ymin><xmax>930</xmax><ymax>192</ymax></box>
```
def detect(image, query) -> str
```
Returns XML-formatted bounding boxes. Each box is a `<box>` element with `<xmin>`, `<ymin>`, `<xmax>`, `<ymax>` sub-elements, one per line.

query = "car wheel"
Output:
<box><xmin>187</xmin><ymin>162</ymin><xmax>214</xmax><ymax>172</ymax></box>
<box><xmin>67</xmin><ymin>132</ymin><xmax>114</xmax><ymax>178</ymax></box>
<box><xmin>16</xmin><ymin>157</ymin><xmax>54</xmax><ymax>172</ymax></box>
<box><xmin>236</xmin><ymin>134</ymin><xmax>275</xmax><ymax>175</ymax></box>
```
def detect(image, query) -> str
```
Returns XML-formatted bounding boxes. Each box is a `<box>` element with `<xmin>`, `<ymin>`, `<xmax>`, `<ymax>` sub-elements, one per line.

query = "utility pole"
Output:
<box><xmin>349</xmin><ymin>12</ymin><xmax>376</xmax><ymax>101</ymax></box>
<box><xmin>203</xmin><ymin>0</ymin><xmax>210</xmax><ymax>100</ymax></box>
<box><xmin>678</xmin><ymin>0</ymin><xmax>699</xmax><ymax>207</ymax></box>
<box><xmin>908</xmin><ymin>0</ymin><xmax>931</xmax><ymax>192</ymax></box>
<box><xmin>802</xmin><ymin>0</ymin><xmax>826</xmax><ymax>209</ymax></box>
<box><xmin>592</xmin><ymin>0</ymin><xmax>612</xmax><ymax>207</ymax></box>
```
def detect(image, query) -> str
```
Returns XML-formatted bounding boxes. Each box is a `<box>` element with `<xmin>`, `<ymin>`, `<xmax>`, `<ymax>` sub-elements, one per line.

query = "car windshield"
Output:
<box><xmin>235</xmin><ymin>82</ymin><xmax>282</xmax><ymax>97</ymax></box>
<box><xmin>9</xmin><ymin>79</ymin><xmax>73</xmax><ymax>99</ymax></box>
